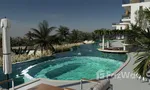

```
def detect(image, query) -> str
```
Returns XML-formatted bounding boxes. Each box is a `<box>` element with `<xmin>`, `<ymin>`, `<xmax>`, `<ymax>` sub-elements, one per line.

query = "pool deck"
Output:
<box><xmin>110</xmin><ymin>52</ymin><xmax>150</xmax><ymax>90</ymax></box>
<box><xmin>12</xmin><ymin>52</ymin><xmax>150</xmax><ymax>90</ymax></box>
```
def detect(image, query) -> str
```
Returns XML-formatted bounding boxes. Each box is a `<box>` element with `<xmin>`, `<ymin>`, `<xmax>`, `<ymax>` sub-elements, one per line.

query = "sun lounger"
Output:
<box><xmin>92</xmin><ymin>79</ymin><xmax>111</xmax><ymax>90</ymax></box>
<box><xmin>81</xmin><ymin>79</ymin><xmax>112</xmax><ymax>90</ymax></box>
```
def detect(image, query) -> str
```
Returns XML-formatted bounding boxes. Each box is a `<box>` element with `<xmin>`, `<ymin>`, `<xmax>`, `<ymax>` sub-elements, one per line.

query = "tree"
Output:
<box><xmin>94</xmin><ymin>29</ymin><xmax>110</xmax><ymax>49</ymax></box>
<box><xmin>30</xmin><ymin>20</ymin><xmax>56</xmax><ymax>55</ymax></box>
<box><xmin>68</xmin><ymin>30</ymin><xmax>90</xmax><ymax>43</ymax></box>
<box><xmin>81</xmin><ymin>32</ymin><xmax>92</xmax><ymax>41</ymax></box>
<box><xmin>144</xmin><ymin>8</ymin><xmax>150</xmax><ymax>21</ymax></box>
<box><xmin>56</xmin><ymin>26</ymin><xmax>70</xmax><ymax>43</ymax></box>
<box><xmin>135</xmin><ymin>8</ymin><xmax>150</xmax><ymax>29</ymax></box>
<box><xmin>25</xmin><ymin>31</ymin><xmax>33</xmax><ymax>41</ymax></box>
<box><xmin>68</xmin><ymin>29</ymin><xmax>80</xmax><ymax>43</ymax></box>
<box><xmin>10</xmin><ymin>37</ymin><xmax>29</xmax><ymax>46</ymax></box>
<box><xmin>134</xmin><ymin>28</ymin><xmax>150</xmax><ymax>77</ymax></box>
<box><xmin>133</xmin><ymin>8</ymin><xmax>150</xmax><ymax>77</ymax></box>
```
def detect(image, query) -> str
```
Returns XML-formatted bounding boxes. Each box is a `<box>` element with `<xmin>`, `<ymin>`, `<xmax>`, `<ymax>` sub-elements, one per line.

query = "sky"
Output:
<box><xmin>0</xmin><ymin>0</ymin><xmax>124</xmax><ymax>37</ymax></box>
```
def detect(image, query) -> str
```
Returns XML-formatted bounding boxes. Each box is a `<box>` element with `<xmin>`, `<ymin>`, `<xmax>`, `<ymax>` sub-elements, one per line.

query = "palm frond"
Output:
<box><xmin>31</xmin><ymin>28</ymin><xmax>41</xmax><ymax>36</ymax></box>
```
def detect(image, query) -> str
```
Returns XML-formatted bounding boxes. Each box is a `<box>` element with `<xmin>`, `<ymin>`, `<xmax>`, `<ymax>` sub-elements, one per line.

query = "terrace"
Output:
<box><xmin>122</xmin><ymin>7</ymin><xmax>131</xmax><ymax>21</ymax></box>
<box><xmin>122</xmin><ymin>14</ymin><xmax>130</xmax><ymax>19</ymax></box>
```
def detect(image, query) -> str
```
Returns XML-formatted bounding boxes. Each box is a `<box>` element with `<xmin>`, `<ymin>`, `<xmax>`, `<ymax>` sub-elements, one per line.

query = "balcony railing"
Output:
<box><xmin>122</xmin><ymin>0</ymin><xmax>130</xmax><ymax>4</ymax></box>
<box><xmin>112</xmin><ymin>20</ymin><xmax>125</xmax><ymax>25</ymax></box>
<box><xmin>122</xmin><ymin>14</ymin><xmax>131</xmax><ymax>19</ymax></box>
<box><xmin>112</xmin><ymin>23</ymin><xmax>118</xmax><ymax>25</ymax></box>
<box><xmin>122</xmin><ymin>0</ymin><xmax>144</xmax><ymax>4</ymax></box>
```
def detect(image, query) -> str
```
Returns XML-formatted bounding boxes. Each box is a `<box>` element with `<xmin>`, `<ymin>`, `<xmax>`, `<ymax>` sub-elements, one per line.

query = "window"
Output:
<box><xmin>120</xmin><ymin>27</ymin><xmax>123</xmax><ymax>30</ymax></box>
<box><xmin>139</xmin><ymin>6</ymin><xmax>143</xmax><ymax>10</ymax></box>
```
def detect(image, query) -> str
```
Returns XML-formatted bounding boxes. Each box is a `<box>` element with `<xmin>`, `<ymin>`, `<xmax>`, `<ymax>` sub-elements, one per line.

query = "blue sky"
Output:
<box><xmin>0</xmin><ymin>0</ymin><xmax>124</xmax><ymax>37</ymax></box>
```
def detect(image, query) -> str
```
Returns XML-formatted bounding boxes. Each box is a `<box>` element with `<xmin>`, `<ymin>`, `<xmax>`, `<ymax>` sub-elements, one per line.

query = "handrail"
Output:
<box><xmin>0</xmin><ymin>79</ymin><xmax>14</xmax><ymax>90</ymax></box>
<box><xmin>81</xmin><ymin>78</ymin><xmax>100</xmax><ymax>83</ymax></box>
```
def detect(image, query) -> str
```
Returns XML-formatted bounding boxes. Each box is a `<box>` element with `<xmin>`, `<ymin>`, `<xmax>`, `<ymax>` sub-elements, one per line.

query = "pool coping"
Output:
<box><xmin>109</xmin><ymin>53</ymin><xmax>131</xmax><ymax>78</ymax></box>
<box><xmin>85</xmin><ymin>53</ymin><xmax>131</xmax><ymax>80</ymax></box>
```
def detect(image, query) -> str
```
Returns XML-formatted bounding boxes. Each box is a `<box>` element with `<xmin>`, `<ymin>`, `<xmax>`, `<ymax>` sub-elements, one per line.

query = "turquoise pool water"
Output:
<box><xmin>27</xmin><ymin>56</ymin><xmax>123</xmax><ymax>80</ymax></box>
<box><xmin>0</xmin><ymin>42</ymin><xmax>127</xmax><ymax>87</ymax></box>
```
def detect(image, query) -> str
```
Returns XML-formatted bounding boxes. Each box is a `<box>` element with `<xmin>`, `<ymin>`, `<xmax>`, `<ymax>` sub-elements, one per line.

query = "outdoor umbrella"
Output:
<box><xmin>0</xmin><ymin>17</ymin><xmax>12</xmax><ymax>79</ymax></box>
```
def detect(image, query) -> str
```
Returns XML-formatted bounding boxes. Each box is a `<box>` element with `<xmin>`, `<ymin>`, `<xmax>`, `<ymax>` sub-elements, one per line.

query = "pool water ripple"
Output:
<box><xmin>26</xmin><ymin>56</ymin><xmax>123</xmax><ymax>80</ymax></box>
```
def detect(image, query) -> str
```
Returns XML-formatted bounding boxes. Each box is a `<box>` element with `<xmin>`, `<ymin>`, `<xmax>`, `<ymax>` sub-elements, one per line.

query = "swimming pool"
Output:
<box><xmin>25</xmin><ymin>56</ymin><xmax>123</xmax><ymax>80</ymax></box>
<box><xmin>0</xmin><ymin>42</ymin><xmax>127</xmax><ymax>86</ymax></box>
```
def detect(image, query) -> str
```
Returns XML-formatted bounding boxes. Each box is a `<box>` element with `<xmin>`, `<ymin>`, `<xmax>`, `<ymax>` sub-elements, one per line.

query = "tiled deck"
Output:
<box><xmin>111</xmin><ymin>52</ymin><xmax>150</xmax><ymax>90</ymax></box>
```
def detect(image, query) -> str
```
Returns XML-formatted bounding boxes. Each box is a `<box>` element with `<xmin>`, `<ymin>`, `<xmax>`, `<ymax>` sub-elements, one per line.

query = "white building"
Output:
<box><xmin>112</xmin><ymin>0</ymin><xmax>150</xmax><ymax>30</ymax></box>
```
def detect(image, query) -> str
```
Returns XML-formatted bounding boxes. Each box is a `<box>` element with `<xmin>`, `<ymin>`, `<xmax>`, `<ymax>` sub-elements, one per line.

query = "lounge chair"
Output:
<box><xmin>92</xmin><ymin>79</ymin><xmax>112</xmax><ymax>90</ymax></box>
<box><xmin>81</xmin><ymin>79</ymin><xmax>112</xmax><ymax>90</ymax></box>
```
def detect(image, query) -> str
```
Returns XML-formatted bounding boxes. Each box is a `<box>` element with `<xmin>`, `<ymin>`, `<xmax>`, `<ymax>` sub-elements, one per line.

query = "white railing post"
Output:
<box><xmin>123</xmin><ymin>45</ymin><xmax>126</xmax><ymax>51</ymax></box>
<box><xmin>11</xmin><ymin>79</ymin><xmax>14</xmax><ymax>90</ymax></box>
<box><xmin>106</xmin><ymin>41</ymin><xmax>109</xmax><ymax>48</ymax></box>
<box><xmin>102</xmin><ymin>35</ymin><xmax>105</xmax><ymax>50</ymax></box>
<box><xmin>80</xmin><ymin>79</ymin><xmax>83</xmax><ymax>90</ymax></box>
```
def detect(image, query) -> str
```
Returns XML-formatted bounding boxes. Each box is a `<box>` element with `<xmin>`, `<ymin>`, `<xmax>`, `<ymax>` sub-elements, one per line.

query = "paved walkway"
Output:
<box><xmin>111</xmin><ymin>52</ymin><xmax>150</xmax><ymax>90</ymax></box>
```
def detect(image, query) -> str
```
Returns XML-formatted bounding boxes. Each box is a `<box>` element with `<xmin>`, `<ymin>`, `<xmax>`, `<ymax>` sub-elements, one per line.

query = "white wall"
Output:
<box><xmin>127</xmin><ymin>2</ymin><xmax>150</xmax><ymax>24</ymax></box>
<box><xmin>144</xmin><ymin>0</ymin><xmax>150</xmax><ymax>2</ymax></box>
<box><xmin>113</xmin><ymin>1</ymin><xmax>150</xmax><ymax>30</ymax></box>
<box><xmin>114</xmin><ymin>24</ymin><xmax>127</xmax><ymax>30</ymax></box>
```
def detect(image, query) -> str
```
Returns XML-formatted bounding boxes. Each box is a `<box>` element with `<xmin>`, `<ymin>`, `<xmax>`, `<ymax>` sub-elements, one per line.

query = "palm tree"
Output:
<box><xmin>91</xmin><ymin>32</ymin><xmax>98</xmax><ymax>41</ymax></box>
<box><xmin>25</xmin><ymin>31</ymin><xmax>33</xmax><ymax>41</ymax></box>
<box><xmin>30</xmin><ymin>20</ymin><xmax>56</xmax><ymax>55</ymax></box>
<box><xmin>69</xmin><ymin>29</ymin><xmax>80</xmax><ymax>43</ymax></box>
<box><xmin>144</xmin><ymin>8</ymin><xmax>150</xmax><ymax>22</ymax></box>
<box><xmin>133</xmin><ymin>8</ymin><xmax>150</xmax><ymax>77</ymax></box>
<box><xmin>135</xmin><ymin>7</ymin><xmax>150</xmax><ymax>30</ymax></box>
<box><xmin>94</xmin><ymin>29</ymin><xmax>108</xmax><ymax>50</ymax></box>
<box><xmin>56</xmin><ymin>26</ymin><xmax>70</xmax><ymax>43</ymax></box>
<box><xmin>134</xmin><ymin>28</ymin><xmax>150</xmax><ymax>77</ymax></box>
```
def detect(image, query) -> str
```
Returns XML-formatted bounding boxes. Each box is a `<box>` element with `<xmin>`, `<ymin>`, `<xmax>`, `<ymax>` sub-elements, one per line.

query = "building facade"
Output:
<box><xmin>112</xmin><ymin>0</ymin><xmax>150</xmax><ymax>30</ymax></box>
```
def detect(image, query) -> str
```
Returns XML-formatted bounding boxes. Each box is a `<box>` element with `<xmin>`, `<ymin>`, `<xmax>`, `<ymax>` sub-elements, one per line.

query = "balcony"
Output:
<box><xmin>122</xmin><ymin>0</ymin><xmax>144</xmax><ymax>4</ymax></box>
<box><xmin>122</xmin><ymin>15</ymin><xmax>130</xmax><ymax>19</ymax></box>
<box><xmin>112</xmin><ymin>23</ymin><xmax>119</xmax><ymax>28</ymax></box>
<box><xmin>112</xmin><ymin>19</ymin><xmax>125</xmax><ymax>26</ymax></box>
<box><xmin>122</xmin><ymin>14</ymin><xmax>131</xmax><ymax>21</ymax></box>
<box><xmin>112</xmin><ymin>23</ymin><xmax>118</xmax><ymax>25</ymax></box>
